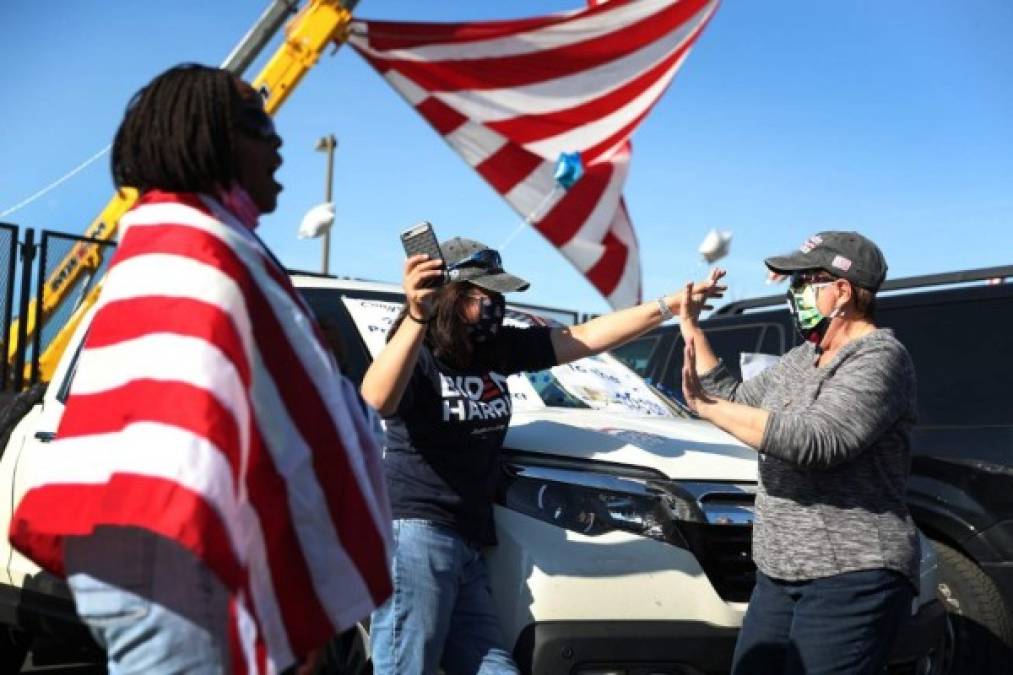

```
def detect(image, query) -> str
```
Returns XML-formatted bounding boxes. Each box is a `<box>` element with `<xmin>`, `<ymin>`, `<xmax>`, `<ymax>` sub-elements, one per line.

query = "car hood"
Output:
<box><xmin>505</xmin><ymin>408</ymin><xmax>758</xmax><ymax>482</ymax></box>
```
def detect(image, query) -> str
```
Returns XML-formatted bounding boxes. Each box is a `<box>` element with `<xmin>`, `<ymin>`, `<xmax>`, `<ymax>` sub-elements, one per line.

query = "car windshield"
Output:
<box><xmin>342</xmin><ymin>296</ymin><xmax>680</xmax><ymax>418</ymax></box>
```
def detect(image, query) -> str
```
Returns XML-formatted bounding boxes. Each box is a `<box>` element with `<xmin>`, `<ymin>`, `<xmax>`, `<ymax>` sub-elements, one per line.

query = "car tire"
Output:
<box><xmin>932</xmin><ymin>539</ymin><xmax>1013</xmax><ymax>674</ymax></box>
<box><xmin>0</xmin><ymin>625</ymin><xmax>31</xmax><ymax>673</ymax></box>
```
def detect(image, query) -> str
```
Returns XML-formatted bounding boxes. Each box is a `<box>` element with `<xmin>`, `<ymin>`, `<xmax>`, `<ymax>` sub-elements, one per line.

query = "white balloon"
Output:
<box><xmin>698</xmin><ymin>228</ymin><xmax>732</xmax><ymax>263</ymax></box>
<box><xmin>297</xmin><ymin>202</ymin><xmax>335</xmax><ymax>239</ymax></box>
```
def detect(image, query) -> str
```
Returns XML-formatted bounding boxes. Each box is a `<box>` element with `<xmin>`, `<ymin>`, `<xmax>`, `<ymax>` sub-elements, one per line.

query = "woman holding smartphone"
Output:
<box><xmin>361</xmin><ymin>236</ymin><xmax>724</xmax><ymax>675</ymax></box>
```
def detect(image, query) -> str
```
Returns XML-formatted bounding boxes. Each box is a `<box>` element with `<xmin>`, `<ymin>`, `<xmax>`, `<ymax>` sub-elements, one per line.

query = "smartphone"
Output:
<box><xmin>400</xmin><ymin>221</ymin><xmax>446</xmax><ymax>286</ymax></box>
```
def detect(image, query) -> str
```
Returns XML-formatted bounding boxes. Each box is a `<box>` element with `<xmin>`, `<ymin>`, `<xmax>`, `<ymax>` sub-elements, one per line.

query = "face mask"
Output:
<box><xmin>218</xmin><ymin>182</ymin><xmax>261</xmax><ymax>230</ymax></box>
<box><xmin>467</xmin><ymin>294</ymin><xmax>506</xmax><ymax>343</ymax></box>
<box><xmin>787</xmin><ymin>283</ymin><xmax>834</xmax><ymax>342</ymax></box>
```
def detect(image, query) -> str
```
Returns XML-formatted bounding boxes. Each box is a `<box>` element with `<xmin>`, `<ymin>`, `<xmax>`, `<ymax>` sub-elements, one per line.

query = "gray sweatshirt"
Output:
<box><xmin>700</xmin><ymin>328</ymin><xmax>920</xmax><ymax>585</ymax></box>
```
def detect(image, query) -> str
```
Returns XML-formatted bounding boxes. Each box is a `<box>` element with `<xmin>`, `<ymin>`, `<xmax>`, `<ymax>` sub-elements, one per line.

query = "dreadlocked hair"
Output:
<box><xmin>388</xmin><ymin>282</ymin><xmax>477</xmax><ymax>370</ymax></box>
<box><xmin>111</xmin><ymin>63</ymin><xmax>243</xmax><ymax>195</ymax></box>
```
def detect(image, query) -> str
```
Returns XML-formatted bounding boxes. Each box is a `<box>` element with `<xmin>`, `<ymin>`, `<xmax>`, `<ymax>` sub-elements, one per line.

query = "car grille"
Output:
<box><xmin>673</xmin><ymin>483</ymin><xmax>756</xmax><ymax>603</ymax></box>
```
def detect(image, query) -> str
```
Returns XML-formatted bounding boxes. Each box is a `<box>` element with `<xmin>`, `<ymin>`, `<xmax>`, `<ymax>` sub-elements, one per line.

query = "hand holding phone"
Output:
<box><xmin>400</xmin><ymin>222</ymin><xmax>446</xmax><ymax>287</ymax></box>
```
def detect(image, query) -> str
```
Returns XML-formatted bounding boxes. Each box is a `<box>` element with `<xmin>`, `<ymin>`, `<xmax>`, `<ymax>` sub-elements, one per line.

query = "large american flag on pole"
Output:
<box><xmin>348</xmin><ymin>0</ymin><xmax>721</xmax><ymax>308</ymax></box>
<box><xmin>9</xmin><ymin>191</ymin><xmax>392</xmax><ymax>673</ymax></box>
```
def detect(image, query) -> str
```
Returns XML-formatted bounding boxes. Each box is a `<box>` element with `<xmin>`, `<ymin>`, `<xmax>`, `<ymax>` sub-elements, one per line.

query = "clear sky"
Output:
<box><xmin>2</xmin><ymin>0</ymin><xmax>1011</xmax><ymax>314</ymax></box>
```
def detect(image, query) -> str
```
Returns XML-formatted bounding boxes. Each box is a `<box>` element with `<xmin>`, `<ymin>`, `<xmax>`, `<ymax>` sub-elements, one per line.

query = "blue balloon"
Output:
<box><xmin>553</xmin><ymin>151</ymin><xmax>584</xmax><ymax>190</ymax></box>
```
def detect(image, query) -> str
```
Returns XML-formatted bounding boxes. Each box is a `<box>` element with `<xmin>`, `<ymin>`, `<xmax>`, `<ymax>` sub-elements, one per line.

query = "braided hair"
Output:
<box><xmin>111</xmin><ymin>63</ymin><xmax>244</xmax><ymax>194</ymax></box>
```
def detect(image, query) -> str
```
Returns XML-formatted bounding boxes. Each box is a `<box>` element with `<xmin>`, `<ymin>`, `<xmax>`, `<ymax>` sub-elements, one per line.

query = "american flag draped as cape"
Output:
<box><xmin>9</xmin><ymin>191</ymin><xmax>392</xmax><ymax>673</ymax></box>
<box><xmin>348</xmin><ymin>0</ymin><xmax>721</xmax><ymax>308</ymax></box>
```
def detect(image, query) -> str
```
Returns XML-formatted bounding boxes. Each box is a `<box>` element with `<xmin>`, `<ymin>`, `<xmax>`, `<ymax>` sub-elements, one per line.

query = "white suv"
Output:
<box><xmin>0</xmin><ymin>274</ymin><xmax>947</xmax><ymax>674</ymax></box>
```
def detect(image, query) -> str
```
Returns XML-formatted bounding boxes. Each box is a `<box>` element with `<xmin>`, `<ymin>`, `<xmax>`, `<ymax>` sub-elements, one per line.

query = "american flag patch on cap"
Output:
<box><xmin>832</xmin><ymin>255</ymin><xmax>852</xmax><ymax>271</ymax></box>
<box><xmin>799</xmin><ymin>234</ymin><xmax>823</xmax><ymax>253</ymax></box>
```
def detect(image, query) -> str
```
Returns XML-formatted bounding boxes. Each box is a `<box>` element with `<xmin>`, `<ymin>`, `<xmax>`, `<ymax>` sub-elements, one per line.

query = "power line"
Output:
<box><xmin>0</xmin><ymin>145</ymin><xmax>110</xmax><ymax>218</ymax></box>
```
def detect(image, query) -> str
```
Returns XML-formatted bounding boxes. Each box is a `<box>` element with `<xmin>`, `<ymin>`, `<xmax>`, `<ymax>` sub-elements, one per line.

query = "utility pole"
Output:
<box><xmin>315</xmin><ymin>134</ymin><xmax>337</xmax><ymax>274</ymax></box>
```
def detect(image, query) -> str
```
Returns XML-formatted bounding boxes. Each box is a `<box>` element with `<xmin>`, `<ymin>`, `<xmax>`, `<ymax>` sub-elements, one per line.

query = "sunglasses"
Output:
<box><xmin>236</xmin><ymin>106</ymin><xmax>278</xmax><ymax>142</ymax></box>
<box><xmin>788</xmin><ymin>271</ymin><xmax>836</xmax><ymax>292</ymax></box>
<box><xmin>448</xmin><ymin>249</ymin><xmax>503</xmax><ymax>273</ymax></box>
<box><xmin>464</xmin><ymin>293</ymin><xmax>495</xmax><ymax>305</ymax></box>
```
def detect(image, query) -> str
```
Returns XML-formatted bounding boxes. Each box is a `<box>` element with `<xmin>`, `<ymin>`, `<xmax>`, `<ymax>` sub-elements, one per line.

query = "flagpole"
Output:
<box><xmin>499</xmin><ymin>185</ymin><xmax>563</xmax><ymax>252</ymax></box>
<box><xmin>315</xmin><ymin>134</ymin><xmax>337</xmax><ymax>274</ymax></box>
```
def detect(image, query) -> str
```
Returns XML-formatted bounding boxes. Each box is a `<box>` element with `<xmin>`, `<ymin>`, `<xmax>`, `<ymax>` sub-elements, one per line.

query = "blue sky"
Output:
<box><xmin>2</xmin><ymin>1</ymin><xmax>1011</xmax><ymax>313</ymax></box>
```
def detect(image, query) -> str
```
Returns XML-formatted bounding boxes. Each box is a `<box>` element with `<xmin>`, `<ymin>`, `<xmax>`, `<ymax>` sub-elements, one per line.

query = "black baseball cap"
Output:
<box><xmin>765</xmin><ymin>231</ymin><xmax>888</xmax><ymax>290</ymax></box>
<box><xmin>441</xmin><ymin>237</ymin><xmax>530</xmax><ymax>293</ymax></box>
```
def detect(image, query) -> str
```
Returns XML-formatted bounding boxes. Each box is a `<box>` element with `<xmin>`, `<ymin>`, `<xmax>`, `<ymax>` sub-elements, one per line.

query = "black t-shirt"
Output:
<box><xmin>383</xmin><ymin>326</ymin><xmax>557</xmax><ymax>545</ymax></box>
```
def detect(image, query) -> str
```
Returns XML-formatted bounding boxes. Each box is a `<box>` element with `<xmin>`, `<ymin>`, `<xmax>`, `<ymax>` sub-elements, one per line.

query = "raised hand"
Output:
<box><xmin>681</xmin><ymin>334</ymin><xmax>714</xmax><ymax>414</ymax></box>
<box><xmin>679</xmin><ymin>268</ymin><xmax>726</xmax><ymax>328</ymax></box>
<box><xmin>655</xmin><ymin>268</ymin><xmax>726</xmax><ymax>324</ymax></box>
<box><xmin>690</xmin><ymin>267</ymin><xmax>726</xmax><ymax>315</ymax></box>
<box><xmin>403</xmin><ymin>254</ymin><xmax>444</xmax><ymax>320</ymax></box>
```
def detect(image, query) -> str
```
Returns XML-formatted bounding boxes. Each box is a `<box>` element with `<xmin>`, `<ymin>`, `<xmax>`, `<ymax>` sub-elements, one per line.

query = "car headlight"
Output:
<box><xmin>497</xmin><ymin>462</ymin><xmax>707</xmax><ymax>548</ymax></box>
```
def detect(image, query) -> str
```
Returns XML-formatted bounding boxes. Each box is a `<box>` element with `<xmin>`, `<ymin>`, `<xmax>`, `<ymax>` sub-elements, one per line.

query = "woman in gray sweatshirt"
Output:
<box><xmin>680</xmin><ymin>231</ymin><xmax>919</xmax><ymax>675</ymax></box>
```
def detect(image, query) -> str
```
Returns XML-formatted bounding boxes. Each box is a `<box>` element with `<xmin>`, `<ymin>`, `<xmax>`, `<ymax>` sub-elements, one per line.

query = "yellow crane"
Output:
<box><xmin>9</xmin><ymin>0</ymin><xmax>358</xmax><ymax>385</ymax></box>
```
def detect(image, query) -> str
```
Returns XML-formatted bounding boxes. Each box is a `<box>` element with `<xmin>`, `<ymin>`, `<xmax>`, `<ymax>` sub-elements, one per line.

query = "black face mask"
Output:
<box><xmin>467</xmin><ymin>294</ymin><xmax>505</xmax><ymax>343</ymax></box>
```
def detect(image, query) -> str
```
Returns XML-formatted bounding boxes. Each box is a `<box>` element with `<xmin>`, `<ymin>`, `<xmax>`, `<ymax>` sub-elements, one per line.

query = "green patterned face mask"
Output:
<box><xmin>787</xmin><ymin>282</ymin><xmax>832</xmax><ymax>338</ymax></box>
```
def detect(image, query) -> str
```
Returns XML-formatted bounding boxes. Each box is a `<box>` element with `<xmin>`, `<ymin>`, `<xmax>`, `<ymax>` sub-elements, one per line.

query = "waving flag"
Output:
<box><xmin>349</xmin><ymin>0</ymin><xmax>721</xmax><ymax>308</ymax></box>
<box><xmin>9</xmin><ymin>191</ymin><xmax>392</xmax><ymax>673</ymax></box>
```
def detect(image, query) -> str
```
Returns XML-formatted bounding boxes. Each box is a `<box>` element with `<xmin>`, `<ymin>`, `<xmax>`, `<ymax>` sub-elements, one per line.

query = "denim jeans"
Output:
<box><xmin>732</xmin><ymin>568</ymin><xmax>915</xmax><ymax>675</ymax></box>
<box><xmin>64</xmin><ymin>527</ymin><xmax>231</xmax><ymax>674</ymax></box>
<box><xmin>370</xmin><ymin>519</ymin><xmax>519</xmax><ymax>675</ymax></box>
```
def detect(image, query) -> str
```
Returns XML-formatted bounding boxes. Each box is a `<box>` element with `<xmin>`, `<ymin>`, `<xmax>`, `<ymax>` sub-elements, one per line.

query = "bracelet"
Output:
<box><xmin>656</xmin><ymin>296</ymin><xmax>675</xmax><ymax>322</ymax></box>
<box><xmin>407</xmin><ymin>310</ymin><xmax>429</xmax><ymax>325</ymax></box>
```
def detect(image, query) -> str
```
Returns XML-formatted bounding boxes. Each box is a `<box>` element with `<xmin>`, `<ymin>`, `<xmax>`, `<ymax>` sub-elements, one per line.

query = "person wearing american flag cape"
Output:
<box><xmin>8</xmin><ymin>64</ymin><xmax>392</xmax><ymax>675</ymax></box>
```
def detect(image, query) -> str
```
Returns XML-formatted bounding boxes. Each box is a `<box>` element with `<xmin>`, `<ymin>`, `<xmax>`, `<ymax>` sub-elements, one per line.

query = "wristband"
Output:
<box><xmin>656</xmin><ymin>296</ymin><xmax>675</xmax><ymax>322</ymax></box>
<box><xmin>407</xmin><ymin>311</ymin><xmax>429</xmax><ymax>324</ymax></box>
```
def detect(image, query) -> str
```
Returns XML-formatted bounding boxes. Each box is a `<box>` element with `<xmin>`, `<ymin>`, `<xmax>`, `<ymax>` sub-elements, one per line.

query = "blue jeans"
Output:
<box><xmin>64</xmin><ymin>527</ymin><xmax>231</xmax><ymax>674</ymax></box>
<box><xmin>732</xmin><ymin>568</ymin><xmax>915</xmax><ymax>675</ymax></box>
<box><xmin>370</xmin><ymin>519</ymin><xmax>519</xmax><ymax>675</ymax></box>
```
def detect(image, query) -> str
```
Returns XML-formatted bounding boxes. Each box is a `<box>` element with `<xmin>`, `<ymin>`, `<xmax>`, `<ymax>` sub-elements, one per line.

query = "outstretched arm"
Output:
<box><xmin>360</xmin><ymin>255</ymin><xmax>443</xmax><ymax>416</ymax></box>
<box><xmin>550</xmin><ymin>269</ymin><xmax>726</xmax><ymax>364</ymax></box>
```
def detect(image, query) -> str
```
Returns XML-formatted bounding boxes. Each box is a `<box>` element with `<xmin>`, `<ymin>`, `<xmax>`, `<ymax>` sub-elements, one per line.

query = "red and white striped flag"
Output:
<box><xmin>9</xmin><ymin>191</ymin><xmax>392</xmax><ymax>673</ymax></box>
<box><xmin>349</xmin><ymin>0</ymin><xmax>721</xmax><ymax>308</ymax></box>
